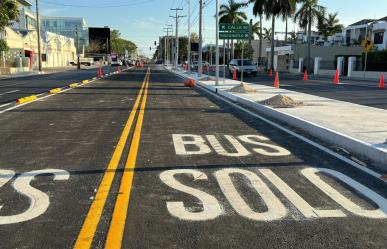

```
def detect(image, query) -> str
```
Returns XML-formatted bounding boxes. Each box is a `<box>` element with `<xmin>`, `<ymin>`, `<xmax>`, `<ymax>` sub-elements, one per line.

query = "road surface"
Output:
<box><xmin>0</xmin><ymin>65</ymin><xmax>386</xmax><ymax>249</ymax></box>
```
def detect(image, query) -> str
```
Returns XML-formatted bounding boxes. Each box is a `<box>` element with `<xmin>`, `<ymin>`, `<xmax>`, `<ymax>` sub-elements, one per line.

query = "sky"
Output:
<box><xmin>32</xmin><ymin>0</ymin><xmax>387</xmax><ymax>57</ymax></box>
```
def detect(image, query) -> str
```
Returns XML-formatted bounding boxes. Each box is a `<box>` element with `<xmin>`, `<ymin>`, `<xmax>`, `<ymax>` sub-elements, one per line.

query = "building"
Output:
<box><xmin>11</xmin><ymin>0</ymin><xmax>37</xmax><ymax>32</ymax></box>
<box><xmin>344</xmin><ymin>16</ymin><xmax>387</xmax><ymax>50</ymax></box>
<box><xmin>41</xmin><ymin>16</ymin><xmax>89</xmax><ymax>55</ymax></box>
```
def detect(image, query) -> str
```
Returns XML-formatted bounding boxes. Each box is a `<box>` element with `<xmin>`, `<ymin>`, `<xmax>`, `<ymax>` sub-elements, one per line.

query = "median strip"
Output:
<box><xmin>73</xmin><ymin>67</ymin><xmax>150</xmax><ymax>249</ymax></box>
<box><xmin>16</xmin><ymin>95</ymin><xmax>37</xmax><ymax>104</ymax></box>
<box><xmin>82</xmin><ymin>80</ymin><xmax>90</xmax><ymax>84</ymax></box>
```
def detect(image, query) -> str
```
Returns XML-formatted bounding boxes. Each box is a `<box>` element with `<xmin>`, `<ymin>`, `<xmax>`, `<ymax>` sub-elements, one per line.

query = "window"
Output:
<box><xmin>374</xmin><ymin>32</ymin><xmax>384</xmax><ymax>44</ymax></box>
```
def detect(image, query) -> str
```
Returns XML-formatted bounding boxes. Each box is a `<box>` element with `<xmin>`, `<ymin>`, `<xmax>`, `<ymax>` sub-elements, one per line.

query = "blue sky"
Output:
<box><xmin>34</xmin><ymin>0</ymin><xmax>387</xmax><ymax>57</ymax></box>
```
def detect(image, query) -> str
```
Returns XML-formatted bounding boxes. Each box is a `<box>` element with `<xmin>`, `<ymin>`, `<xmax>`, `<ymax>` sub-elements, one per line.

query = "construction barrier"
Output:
<box><xmin>184</xmin><ymin>78</ymin><xmax>196</xmax><ymax>88</ymax></box>
<box><xmin>233</xmin><ymin>66</ymin><xmax>237</xmax><ymax>80</ymax></box>
<box><xmin>16</xmin><ymin>95</ymin><xmax>37</xmax><ymax>104</ymax></box>
<box><xmin>333</xmin><ymin>69</ymin><xmax>340</xmax><ymax>85</ymax></box>
<box><xmin>303</xmin><ymin>70</ymin><xmax>308</xmax><ymax>81</ymax></box>
<box><xmin>48</xmin><ymin>88</ymin><xmax>62</xmax><ymax>94</ymax></box>
<box><xmin>379</xmin><ymin>73</ymin><xmax>385</xmax><ymax>89</ymax></box>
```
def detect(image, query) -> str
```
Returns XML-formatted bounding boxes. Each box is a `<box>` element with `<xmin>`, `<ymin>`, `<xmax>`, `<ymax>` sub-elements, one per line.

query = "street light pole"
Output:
<box><xmin>75</xmin><ymin>25</ymin><xmax>80</xmax><ymax>70</ymax></box>
<box><xmin>198</xmin><ymin>0</ymin><xmax>203</xmax><ymax>77</ymax></box>
<box><xmin>35</xmin><ymin>0</ymin><xmax>42</xmax><ymax>72</ymax></box>
<box><xmin>215</xmin><ymin>0</ymin><xmax>219</xmax><ymax>86</ymax></box>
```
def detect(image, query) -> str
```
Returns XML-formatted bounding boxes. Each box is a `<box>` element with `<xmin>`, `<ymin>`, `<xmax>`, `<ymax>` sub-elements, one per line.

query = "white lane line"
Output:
<box><xmin>0</xmin><ymin>90</ymin><xmax>20</xmax><ymax>96</ymax></box>
<box><xmin>172</xmin><ymin>72</ymin><xmax>386</xmax><ymax>182</ymax></box>
<box><xmin>0</xmin><ymin>103</ymin><xmax>12</xmax><ymax>108</ymax></box>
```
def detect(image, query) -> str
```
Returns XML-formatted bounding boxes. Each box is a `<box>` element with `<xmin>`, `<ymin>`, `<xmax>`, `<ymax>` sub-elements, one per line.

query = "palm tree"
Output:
<box><xmin>285</xmin><ymin>0</ymin><xmax>299</xmax><ymax>43</ymax></box>
<box><xmin>219</xmin><ymin>0</ymin><xmax>248</xmax><ymax>60</ymax></box>
<box><xmin>263</xmin><ymin>27</ymin><xmax>272</xmax><ymax>41</ymax></box>
<box><xmin>249</xmin><ymin>0</ymin><xmax>296</xmax><ymax>71</ymax></box>
<box><xmin>294</xmin><ymin>0</ymin><xmax>326</xmax><ymax>71</ymax></box>
<box><xmin>326</xmin><ymin>12</ymin><xmax>344</xmax><ymax>36</ymax></box>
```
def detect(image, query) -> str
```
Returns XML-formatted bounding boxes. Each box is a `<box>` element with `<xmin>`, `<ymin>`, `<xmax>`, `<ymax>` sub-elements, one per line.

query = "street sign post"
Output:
<box><xmin>362</xmin><ymin>37</ymin><xmax>373</xmax><ymax>79</ymax></box>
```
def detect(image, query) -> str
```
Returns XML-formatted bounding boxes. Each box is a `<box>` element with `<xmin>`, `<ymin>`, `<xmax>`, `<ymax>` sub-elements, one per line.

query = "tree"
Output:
<box><xmin>219</xmin><ymin>0</ymin><xmax>248</xmax><ymax>60</ymax></box>
<box><xmin>190</xmin><ymin>32</ymin><xmax>199</xmax><ymax>43</ymax></box>
<box><xmin>294</xmin><ymin>0</ymin><xmax>326</xmax><ymax>71</ymax></box>
<box><xmin>263</xmin><ymin>27</ymin><xmax>272</xmax><ymax>41</ymax></box>
<box><xmin>326</xmin><ymin>12</ymin><xmax>343</xmax><ymax>36</ymax></box>
<box><xmin>110</xmin><ymin>29</ymin><xmax>137</xmax><ymax>55</ymax></box>
<box><xmin>0</xmin><ymin>0</ymin><xmax>19</xmax><ymax>52</ymax></box>
<box><xmin>249</xmin><ymin>0</ymin><xmax>296</xmax><ymax>70</ymax></box>
<box><xmin>251</xmin><ymin>21</ymin><xmax>261</xmax><ymax>40</ymax></box>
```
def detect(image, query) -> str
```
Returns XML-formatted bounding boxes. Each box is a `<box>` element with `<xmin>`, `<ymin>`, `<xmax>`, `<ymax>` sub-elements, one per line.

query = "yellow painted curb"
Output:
<box><xmin>82</xmin><ymin>80</ymin><xmax>89</xmax><ymax>84</ymax></box>
<box><xmin>16</xmin><ymin>95</ymin><xmax>37</xmax><ymax>104</ymax></box>
<box><xmin>69</xmin><ymin>83</ymin><xmax>78</xmax><ymax>88</ymax></box>
<box><xmin>92</xmin><ymin>77</ymin><xmax>97</xmax><ymax>80</ymax></box>
<box><xmin>49</xmin><ymin>88</ymin><xmax>62</xmax><ymax>94</ymax></box>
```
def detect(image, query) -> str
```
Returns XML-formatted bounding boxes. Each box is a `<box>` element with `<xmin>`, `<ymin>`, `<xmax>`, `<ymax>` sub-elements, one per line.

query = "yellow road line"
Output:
<box><xmin>104</xmin><ymin>67</ymin><xmax>150</xmax><ymax>249</ymax></box>
<box><xmin>73</xmin><ymin>70</ymin><xmax>149</xmax><ymax>249</ymax></box>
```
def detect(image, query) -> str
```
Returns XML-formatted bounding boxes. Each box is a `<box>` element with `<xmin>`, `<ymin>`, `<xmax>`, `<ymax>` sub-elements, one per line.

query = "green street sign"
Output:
<box><xmin>219</xmin><ymin>32</ymin><xmax>249</xmax><ymax>40</ymax></box>
<box><xmin>220</xmin><ymin>23</ymin><xmax>249</xmax><ymax>32</ymax></box>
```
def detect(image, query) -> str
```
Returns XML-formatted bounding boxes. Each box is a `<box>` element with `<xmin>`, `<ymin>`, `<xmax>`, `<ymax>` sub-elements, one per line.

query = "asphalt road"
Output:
<box><xmin>0</xmin><ymin>65</ymin><xmax>386</xmax><ymax>249</ymax></box>
<box><xmin>0</xmin><ymin>66</ymin><xmax>118</xmax><ymax>104</ymax></box>
<box><xmin>203</xmin><ymin>67</ymin><xmax>387</xmax><ymax>110</ymax></box>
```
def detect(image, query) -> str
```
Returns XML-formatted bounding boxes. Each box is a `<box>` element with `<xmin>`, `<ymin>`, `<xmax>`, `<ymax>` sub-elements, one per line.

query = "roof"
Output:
<box><xmin>349</xmin><ymin>19</ymin><xmax>375</xmax><ymax>27</ymax></box>
<box><xmin>17</xmin><ymin>0</ymin><xmax>32</xmax><ymax>7</ymax></box>
<box><xmin>377</xmin><ymin>16</ymin><xmax>387</xmax><ymax>22</ymax></box>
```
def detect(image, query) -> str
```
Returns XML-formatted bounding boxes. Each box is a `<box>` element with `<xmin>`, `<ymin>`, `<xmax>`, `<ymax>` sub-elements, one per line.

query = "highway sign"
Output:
<box><xmin>219</xmin><ymin>32</ymin><xmax>249</xmax><ymax>40</ymax></box>
<box><xmin>220</xmin><ymin>23</ymin><xmax>249</xmax><ymax>32</ymax></box>
<box><xmin>362</xmin><ymin>38</ymin><xmax>373</xmax><ymax>51</ymax></box>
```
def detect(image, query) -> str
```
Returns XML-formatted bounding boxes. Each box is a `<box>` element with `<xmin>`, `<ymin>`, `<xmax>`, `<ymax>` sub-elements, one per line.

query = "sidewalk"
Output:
<box><xmin>170</xmin><ymin>67</ymin><xmax>387</xmax><ymax>169</ymax></box>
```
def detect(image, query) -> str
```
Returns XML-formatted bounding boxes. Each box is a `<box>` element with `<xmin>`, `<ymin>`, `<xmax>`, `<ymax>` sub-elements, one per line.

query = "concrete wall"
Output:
<box><xmin>251</xmin><ymin>40</ymin><xmax>271</xmax><ymax>63</ymax></box>
<box><xmin>292</xmin><ymin>45</ymin><xmax>363</xmax><ymax>62</ymax></box>
<box><xmin>351</xmin><ymin>70</ymin><xmax>386</xmax><ymax>79</ymax></box>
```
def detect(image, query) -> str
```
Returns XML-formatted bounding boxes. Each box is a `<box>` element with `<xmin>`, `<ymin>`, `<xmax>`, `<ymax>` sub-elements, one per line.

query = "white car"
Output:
<box><xmin>191</xmin><ymin>61</ymin><xmax>210</xmax><ymax>71</ymax></box>
<box><xmin>228</xmin><ymin>59</ymin><xmax>257</xmax><ymax>77</ymax></box>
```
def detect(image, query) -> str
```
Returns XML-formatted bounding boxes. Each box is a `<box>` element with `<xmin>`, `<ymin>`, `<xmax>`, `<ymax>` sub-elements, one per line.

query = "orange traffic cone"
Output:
<box><xmin>233</xmin><ymin>66</ymin><xmax>237</xmax><ymax>80</ymax></box>
<box><xmin>274</xmin><ymin>71</ymin><xmax>280</xmax><ymax>88</ymax></box>
<box><xmin>333</xmin><ymin>69</ymin><xmax>340</xmax><ymax>85</ymax></box>
<box><xmin>379</xmin><ymin>73</ymin><xmax>385</xmax><ymax>89</ymax></box>
<box><xmin>303</xmin><ymin>70</ymin><xmax>308</xmax><ymax>81</ymax></box>
<box><xmin>268</xmin><ymin>68</ymin><xmax>273</xmax><ymax>77</ymax></box>
<box><xmin>97</xmin><ymin>66</ymin><xmax>102</xmax><ymax>78</ymax></box>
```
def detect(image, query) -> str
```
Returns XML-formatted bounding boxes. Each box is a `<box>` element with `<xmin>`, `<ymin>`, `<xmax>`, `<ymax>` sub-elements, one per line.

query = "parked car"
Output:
<box><xmin>228</xmin><ymin>59</ymin><xmax>257</xmax><ymax>77</ymax></box>
<box><xmin>191</xmin><ymin>61</ymin><xmax>210</xmax><ymax>71</ymax></box>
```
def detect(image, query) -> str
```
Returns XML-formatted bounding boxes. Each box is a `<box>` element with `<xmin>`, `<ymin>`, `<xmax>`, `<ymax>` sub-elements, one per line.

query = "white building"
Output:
<box><xmin>343</xmin><ymin>17</ymin><xmax>387</xmax><ymax>50</ymax></box>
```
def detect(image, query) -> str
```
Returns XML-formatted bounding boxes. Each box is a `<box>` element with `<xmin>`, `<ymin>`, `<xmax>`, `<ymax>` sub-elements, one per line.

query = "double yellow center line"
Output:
<box><xmin>74</xmin><ymin>67</ymin><xmax>151</xmax><ymax>249</ymax></box>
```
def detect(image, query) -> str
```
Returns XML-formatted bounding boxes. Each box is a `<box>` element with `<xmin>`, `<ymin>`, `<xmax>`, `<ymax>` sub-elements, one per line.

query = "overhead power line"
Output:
<box><xmin>40</xmin><ymin>0</ymin><xmax>156</xmax><ymax>8</ymax></box>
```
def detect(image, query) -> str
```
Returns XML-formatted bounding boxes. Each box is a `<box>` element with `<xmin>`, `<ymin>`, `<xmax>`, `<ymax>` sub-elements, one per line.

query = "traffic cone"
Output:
<box><xmin>379</xmin><ymin>73</ymin><xmax>385</xmax><ymax>89</ymax></box>
<box><xmin>303</xmin><ymin>70</ymin><xmax>308</xmax><ymax>81</ymax></box>
<box><xmin>333</xmin><ymin>69</ymin><xmax>340</xmax><ymax>85</ymax></box>
<box><xmin>268</xmin><ymin>69</ymin><xmax>273</xmax><ymax>77</ymax></box>
<box><xmin>274</xmin><ymin>71</ymin><xmax>280</xmax><ymax>88</ymax></box>
<box><xmin>233</xmin><ymin>66</ymin><xmax>237</xmax><ymax>80</ymax></box>
<box><xmin>97</xmin><ymin>66</ymin><xmax>102</xmax><ymax>78</ymax></box>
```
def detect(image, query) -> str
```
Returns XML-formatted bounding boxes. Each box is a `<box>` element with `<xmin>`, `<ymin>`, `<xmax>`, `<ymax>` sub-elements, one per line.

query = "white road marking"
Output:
<box><xmin>302</xmin><ymin>168</ymin><xmax>387</xmax><ymax>219</ymax></box>
<box><xmin>192</xmin><ymin>82</ymin><xmax>386</xmax><ymax>182</ymax></box>
<box><xmin>0</xmin><ymin>103</ymin><xmax>12</xmax><ymax>108</ymax></box>
<box><xmin>172</xmin><ymin>134</ymin><xmax>212</xmax><ymax>155</ymax></box>
<box><xmin>0</xmin><ymin>90</ymin><xmax>20</xmax><ymax>96</ymax></box>
<box><xmin>238</xmin><ymin>135</ymin><xmax>291</xmax><ymax>157</ymax></box>
<box><xmin>206</xmin><ymin>135</ymin><xmax>250</xmax><ymax>157</ymax></box>
<box><xmin>159</xmin><ymin>169</ymin><xmax>222</xmax><ymax>221</ymax></box>
<box><xmin>0</xmin><ymin>169</ymin><xmax>70</xmax><ymax>225</ymax></box>
<box><xmin>215</xmin><ymin>168</ymin><xmax>287</xmax><ymax>221</ymax></box>
<box><xmin>259</xmin><ymin>168</ymin><xmax>346</xmax><ymax>218</ymax></box>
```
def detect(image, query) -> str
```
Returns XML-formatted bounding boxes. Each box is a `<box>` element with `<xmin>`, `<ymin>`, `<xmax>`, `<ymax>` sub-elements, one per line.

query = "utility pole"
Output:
<box><xmin>198</xmin><ymin>0</ymin><xmax>203</xmax><ymax>76</ymax></box>
<box><xmin>164</xmin><ymin>24</ymin><xmax>173</xmax><ymax>65</ymax></box>
<box><xmin>170</xmin><ymin>8</ymin><xmax>185</xmax><ymax>69</ymax></box>
<box><xmin>186</xmin><ymin>0</ymin><xmax>191</xmax><ymax>74</ymax></box>
<box><xmin>75</xmin><ymin>25</ymin><xmax>80</xmax><ymax>70</ymax></box>
<box><xmin>35</xmin><ymin>0</ymin><xmax>42</xmax><ymax>72</ymax></box>
<box><xmin>215</xmin><ymin>0</ymin><xmax>219</xmax><ymax>86</ymax></box>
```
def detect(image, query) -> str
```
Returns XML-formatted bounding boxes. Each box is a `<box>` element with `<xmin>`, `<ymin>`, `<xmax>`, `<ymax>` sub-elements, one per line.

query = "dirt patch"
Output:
<box><xmin>259</xmin><ymin>94</ymin><xmax>304</xmax><ymax>108</ymax></box>
<box><xmin>228</xmin><ymin>83</ymin><xmax>257</xmax><ymax>93</ymax></box>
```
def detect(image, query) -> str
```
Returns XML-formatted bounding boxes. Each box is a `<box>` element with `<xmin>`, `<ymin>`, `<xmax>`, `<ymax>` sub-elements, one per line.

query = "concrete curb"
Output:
<box><xmin>170</xmin><ymin>68</ymin><xmax>387</xmax><ymax>170</ymax></box>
